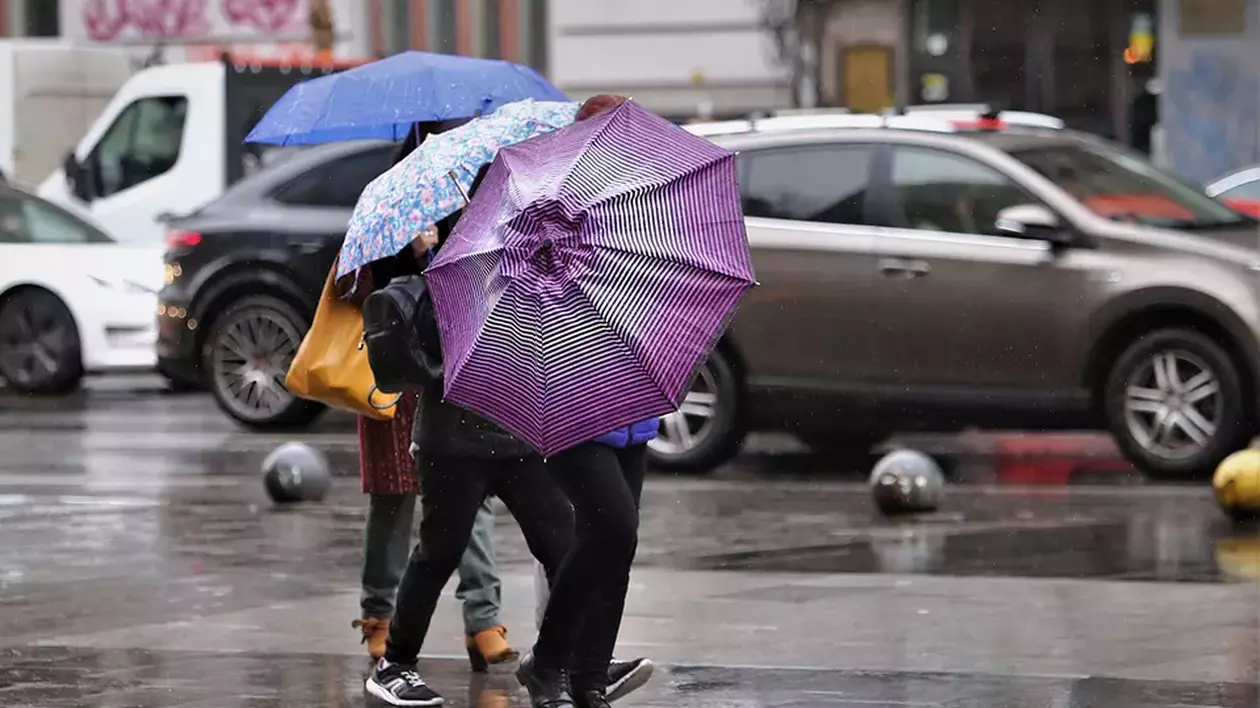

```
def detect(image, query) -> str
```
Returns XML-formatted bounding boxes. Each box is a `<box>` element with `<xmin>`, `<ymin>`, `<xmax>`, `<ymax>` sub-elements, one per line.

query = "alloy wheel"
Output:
<box><xmin>0</xmin><ymin>294</ymin><xmax>73</xmax><ymax>388</ymax></box>
<box><xmin>211</xmin><ymin>306</ymin><xmax>302</xmax><ymax>422</ymax></box>
<box><xmin>650</xmin><ymin>364</ymin><xmax>720</xmax><ymax>456</ymax></box>
<box><xmin>1122</xmin><ymin>349</ymin><xmax>1222</xmax><ymax>460</ymax></box>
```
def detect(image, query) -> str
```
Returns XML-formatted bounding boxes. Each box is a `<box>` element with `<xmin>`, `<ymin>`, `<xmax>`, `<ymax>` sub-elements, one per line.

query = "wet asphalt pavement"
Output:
<box><xmin>1</xmin><ymin>376</ymin><xmax>1258</xmax><ymax>707</ymax></box>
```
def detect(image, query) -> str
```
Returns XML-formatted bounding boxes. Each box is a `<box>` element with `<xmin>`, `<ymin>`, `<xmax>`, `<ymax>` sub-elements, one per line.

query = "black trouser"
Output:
<box><xmin>384</xmin><ymin>454</ymin><xmax>574</xmax><ymax>663</ymax></box>
<box><xmin>533</xmin><ymin>443</ymin><xmax>647</xmax><ymax>690</ymax></box>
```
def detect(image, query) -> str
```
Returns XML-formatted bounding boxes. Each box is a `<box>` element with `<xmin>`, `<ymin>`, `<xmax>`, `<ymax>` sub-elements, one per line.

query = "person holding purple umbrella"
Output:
<box><xmin>420</xmin><ymin>93</ymin><xmax>754</xmax><ymax>708</ymax></box>
<box><xmin>365</xmin><ymin>197</ymin><xmax>574</xmax><ymax>708</ymax></box>
<box><xmin>365</xmin><ymin>131</ymin><xmax>655</xmax><ymax>707</ymax></box>
<box><xmin>513</xmin><ymin>94</ymin><xmax>662</xmax><ymax>708</ymax></box>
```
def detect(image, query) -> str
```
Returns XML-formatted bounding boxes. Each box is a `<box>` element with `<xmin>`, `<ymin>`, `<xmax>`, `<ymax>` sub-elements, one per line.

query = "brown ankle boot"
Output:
<box><xmin>465</xmin><ymin>625</ymin><xmax>519</xmax><ymax>672</ymax></box>
<box><xmin>352</xmin><ymin>617</ymin><xmax>390</xmax><ymax>660</ymax></box>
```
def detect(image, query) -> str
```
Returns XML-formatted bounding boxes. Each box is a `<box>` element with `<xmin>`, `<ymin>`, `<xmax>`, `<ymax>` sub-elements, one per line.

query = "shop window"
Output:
<box><xmin>386</xmin><ymin>0</ymin><xmax>411</xmax><ymax>54</ymax></box>
<box><xmin>483</xmin><ymin>0</ymin><xmax>502</xmax><ymax>59</ymax></box>
<box><xmin>911</xmin><ymin>0</ymin><xmax>958</xmax><ymax>56</ymax></box>
<box><xmin>1179</xmin><ymin>0</ymin><xmax>1245</xmax><ymax>35</ymax></box>
<box><xmin>431</xmin><ymin>0</ymin><xmax>458</xmax><ymax>53</ymax></box>
<box><xmin>23</xmin><ymin>0</ymin><xmax>59</xmax><ymax>37</ymax></box>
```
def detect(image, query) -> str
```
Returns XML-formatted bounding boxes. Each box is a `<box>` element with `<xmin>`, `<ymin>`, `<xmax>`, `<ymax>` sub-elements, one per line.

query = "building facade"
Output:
<box><xmin>372</xmin><ymin>0</ymin><xmax>547</xmax><ymax>68</ymax></box>
<box><xmin>546</xmin><ymin>0</ymin><xmax>792</xmax><ymax>120</ymax></box>
<box><xmin>1157</xmin><ymin>0</ymin><xmax>1260</xmax><ymax>184</ymax></box>
<box><xmin>0</xmin><ymin>1</ymin><xmax>541</xmax><ymax>66</ymax></box>
<box><xmin>806</xmin><ymin>0</ymin><xmax>1158</xmax><ymax>143</ymax></box>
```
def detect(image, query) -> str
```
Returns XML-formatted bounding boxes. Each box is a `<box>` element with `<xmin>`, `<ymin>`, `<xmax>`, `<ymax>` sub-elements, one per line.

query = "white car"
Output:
<box><xmin>0</xmin><ymin>183</ymin><xmax>162</xmax><ymax>393</ymax></box>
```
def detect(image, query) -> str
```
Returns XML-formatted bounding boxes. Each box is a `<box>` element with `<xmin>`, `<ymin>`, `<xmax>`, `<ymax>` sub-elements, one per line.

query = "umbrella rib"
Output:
<box><xmin>573</xmin><ymin>148</ymin><xmax>732</xmax><ymax>216</ymax></box>
<box><xmin>569</xmin><ymin>279</ymin><xmax>679</xmax><ymax>409</ymax></box>
<box><xmin>442</xmin><ymin>274</ymin><xmax>517</xmax><ymax>385</ymax></box>
<box><xmin>586</xmin><ymin>240</ymin><xmax>755</xmax><ymax>284</ymax></box>
<box><xmin>424</xmin><ymin>245</ymin><xmax>511</xmax><ymax>274</ymax></box>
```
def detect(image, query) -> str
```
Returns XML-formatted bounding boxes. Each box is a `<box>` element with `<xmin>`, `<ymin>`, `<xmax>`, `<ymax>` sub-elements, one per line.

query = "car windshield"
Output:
<box><xmin>0</xmin><ymin>187</ymin><xmax>115</xmax><ymax>244</ymax></box>
<box><xmin>1008</xmin><ymin>142</ymin><xmax>1252</xmax><ymax>229</ymax></box>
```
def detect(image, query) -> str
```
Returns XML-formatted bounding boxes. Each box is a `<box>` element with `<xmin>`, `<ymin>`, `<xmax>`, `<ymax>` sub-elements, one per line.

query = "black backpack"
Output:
<box><xmin>362</xmin><ymin>275</ymin><xmax>444</xmax><ymax>394</ymax></box>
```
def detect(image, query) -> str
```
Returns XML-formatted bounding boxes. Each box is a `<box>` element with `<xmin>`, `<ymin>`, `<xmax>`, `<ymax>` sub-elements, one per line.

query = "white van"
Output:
<box><xmin>38</xmin><ymin>54</ymin><xmax>360</xmax><ymax>245</ymax></box>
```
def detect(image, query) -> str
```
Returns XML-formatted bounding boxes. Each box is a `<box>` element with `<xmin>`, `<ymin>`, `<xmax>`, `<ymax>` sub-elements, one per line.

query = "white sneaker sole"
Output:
<box><xmin>607</xmin><ymin>659</ymin><xmax>654</xmax><ymax>702</ymax></box>
<box><xmin>364</xmin><ymin>676</ymin><xmax>444</xmax><ymax>706</ymax></box>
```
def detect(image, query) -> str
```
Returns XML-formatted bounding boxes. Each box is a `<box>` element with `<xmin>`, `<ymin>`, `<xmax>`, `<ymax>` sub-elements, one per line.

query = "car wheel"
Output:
<box><xmin>647</xmin><ymin>348</ymin><xmax>743</xmax><ymax>473</ymax></box>
<box><xmin>1104</xmin><ymin>328</ymin><xmax>1250</xmax><ymax>479</ymax></box>
<box><xmin>0</xmin><ymin>288</ymin><xmax>83</xmax><ymax>394</ymax></box>
<box><xmin>204</xmin><ymin>295</ymin><xmax>323</xmax><ymax>430</ymax></box>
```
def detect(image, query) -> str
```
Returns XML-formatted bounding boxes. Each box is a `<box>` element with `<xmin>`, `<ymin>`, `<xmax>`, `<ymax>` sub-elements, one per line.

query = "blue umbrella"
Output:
<box><xmin>245</xmin><ymin>52</ymin><xmax>567</xmax><ymax>146</ymax></box>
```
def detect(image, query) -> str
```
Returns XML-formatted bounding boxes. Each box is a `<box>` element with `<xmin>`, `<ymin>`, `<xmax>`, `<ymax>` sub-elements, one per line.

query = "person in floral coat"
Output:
<box><xmin>346</xmin><ymin>122</ymin><xmax>517</xmax><ymax>669</ymax></box>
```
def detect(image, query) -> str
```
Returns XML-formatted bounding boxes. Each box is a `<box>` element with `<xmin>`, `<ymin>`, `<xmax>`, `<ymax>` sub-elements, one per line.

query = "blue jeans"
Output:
<box><xmin>361</xmin><ymin>493</ymin><xmax>501</xmax><ymax>634</ymax></box>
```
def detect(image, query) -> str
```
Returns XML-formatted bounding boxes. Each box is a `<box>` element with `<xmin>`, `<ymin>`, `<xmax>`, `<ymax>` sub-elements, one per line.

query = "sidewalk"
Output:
<box><xmin>37</xmin><ymin>566</ymin><xmax>1259</xmax><ymax>685</ymax></box>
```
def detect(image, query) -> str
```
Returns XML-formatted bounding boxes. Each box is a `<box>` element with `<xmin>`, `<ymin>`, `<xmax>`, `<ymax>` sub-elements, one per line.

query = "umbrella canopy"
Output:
<box><xmin>425</xmin><ymin>101</ymin><xmax>756</xmax><ymax>457</ymax></box>
<box><xmin>245</xmin><ymin>51</ymin><xmax>568</xmax><ymax>146</ymax></box>
<box><xmin>340</xmin><ymin>99</ymin><xmax>579</xmax><ymax>279</ymax></box>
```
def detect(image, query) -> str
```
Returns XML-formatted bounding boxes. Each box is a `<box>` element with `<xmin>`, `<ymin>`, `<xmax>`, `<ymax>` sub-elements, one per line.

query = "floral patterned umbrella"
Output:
<box><xmin>339</xmin><ymin>99</ymin><xmax>579</xmax><ymax>279</ymax></box>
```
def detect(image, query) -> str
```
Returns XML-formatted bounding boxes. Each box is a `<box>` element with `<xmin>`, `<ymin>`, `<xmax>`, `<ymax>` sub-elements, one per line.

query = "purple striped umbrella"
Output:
<box><xmin>424</xmin><ymin>100</ymin><xmax>755</xmax><ymax>457</ymax></box>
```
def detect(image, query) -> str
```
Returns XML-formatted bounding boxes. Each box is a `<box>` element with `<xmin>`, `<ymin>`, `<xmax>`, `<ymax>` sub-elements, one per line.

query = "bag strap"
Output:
<box><xmin>367</xmin><ymin>383</ymin><xmax>403</xmax><ymax>411</ymax></box>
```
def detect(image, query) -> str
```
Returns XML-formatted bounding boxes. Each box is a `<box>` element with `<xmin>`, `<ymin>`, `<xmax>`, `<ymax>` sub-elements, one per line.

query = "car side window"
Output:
<box><xmin>889</xmin><ymin>146</ymin><xmax>1036</xmax><ymax>236</ymax></box>
<box><xmin>1220</xmin><ymin>179</ymin><xmax>1260</xmax><ymax>200</ymax></box>
<box><xmin>739</xmin><ymin>144</ymin><xmax>874</xmax><ymax>225</ymax></box>
<box><xmin>90</xmin><ymin>96</ymin><xmax>188</xmax><ymax>198</ymax></box>
<box><xmin>0</xmin><ymin>192</ymin><xmax>112</xmax><ymax>244</ymax></box>
<box><xmin>272</xmin><ymin>148</ymin><xmax>394</xmax><ymax>209</ymax></box>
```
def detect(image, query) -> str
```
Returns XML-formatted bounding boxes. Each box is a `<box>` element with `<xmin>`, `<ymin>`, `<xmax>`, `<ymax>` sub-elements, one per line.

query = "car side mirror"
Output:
<box><xmin>995</xmin><ymin>204</ymin><xmax>1069</xmax><ymax>244</ymax></box>
<box><xmin>63</xmin><ymin>152</ymin><xmax>95</xmax><ymax>202</ymax></box>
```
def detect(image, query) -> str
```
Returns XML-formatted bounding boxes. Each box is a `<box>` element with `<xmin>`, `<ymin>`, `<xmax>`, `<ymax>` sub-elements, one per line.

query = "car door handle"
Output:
<box><xmin>877</xmin><ymin>258</ymin><xmax>931</xmax><ymax>278</ymax></box>
<box><xmin>293</xmin><ymin>240</ymin><xmax>324</xmax><ymax>254</ymax></box>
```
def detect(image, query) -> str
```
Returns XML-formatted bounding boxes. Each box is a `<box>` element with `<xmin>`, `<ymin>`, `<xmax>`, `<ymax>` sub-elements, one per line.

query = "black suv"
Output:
<box><xmin>157</xmin><ymin>141</ymin><xmax>393</xmax><ymax>428</ymax></box>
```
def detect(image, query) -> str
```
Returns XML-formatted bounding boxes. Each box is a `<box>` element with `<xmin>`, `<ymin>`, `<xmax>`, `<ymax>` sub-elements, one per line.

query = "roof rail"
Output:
<box><xmin>684</xmin><ymin>119</ymin><xmax>756</xmax><ymax>137</ymax></box>
<box><xmin>683</xmin><ymin>106</ymin><xmax>1063</xmax><ymax>138</ymax></box>
<box><xmin>768</xmin><ymin>107</ymin><xmax>853</xmax><ymax>118</ymax></box>
<box><xmin>935</xmin><ymin>109</ymin><xmax>1064</xmax><ymax>130</ymax></box>
<box><xmin>899</xmin><ymin>103</ymin><xmax>993</xmax><ymax>114</ymax></box>
<box><xmin>684</xmin><ymin>112</ymin><xmax>959</xmax><ymax>136</ymax></box>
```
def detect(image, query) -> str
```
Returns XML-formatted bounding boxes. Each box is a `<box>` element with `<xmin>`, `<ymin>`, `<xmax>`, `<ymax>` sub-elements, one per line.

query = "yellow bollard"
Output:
<box><xmin>1213</xmin><ymin>449</ymin><xmax>1260</xmax><ymax>521</ymax></box>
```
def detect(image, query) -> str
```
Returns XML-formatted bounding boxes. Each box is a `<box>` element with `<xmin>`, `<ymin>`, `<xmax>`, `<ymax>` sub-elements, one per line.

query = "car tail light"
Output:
<box><xmin>166</xmin><ymin>228</ymin><xmax>202</xmax><ymax>250</ymax></box>
<box><xmin>951</xmin><ymin>117</ymin><xmax>1006</xmax><ymax>131</ymax></box>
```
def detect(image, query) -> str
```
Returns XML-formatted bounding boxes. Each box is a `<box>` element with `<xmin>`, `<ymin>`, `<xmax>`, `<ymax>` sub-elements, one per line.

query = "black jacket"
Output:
<box><xmin>409</xmin><ymin>166</ymin><xmax>533</xmax><ymax>460</ymax></box>
<box><xmin>411</xmin><ymin>395</ymin><xmax>534</xmax><ymax>460</ymax></box>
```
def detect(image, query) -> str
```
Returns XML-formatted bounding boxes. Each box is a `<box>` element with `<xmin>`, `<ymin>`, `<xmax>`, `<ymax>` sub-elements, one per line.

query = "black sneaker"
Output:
<box><xmin>573</xmin><ymin>688</ymin><xmax>612</xmax><ymax>708</ymax></box>
<box><xmin>365</xmin><ymin>659</ymin><xmax>444</xmax><ymax>706</ymax></box>
<box><xmin>515</xmin><ymin>652</ymin><xmax>575</xmax><ymax>708</ymax></box>
<box><xmin>606</xmin><ymin>657</ymin><xmax>653</xmax><ymax>702</ymax></box>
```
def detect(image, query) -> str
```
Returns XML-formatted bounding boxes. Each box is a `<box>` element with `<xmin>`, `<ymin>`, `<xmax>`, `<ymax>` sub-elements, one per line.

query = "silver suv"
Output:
<box><xmin>650</xmin><ymin>112</ymin><xmax>1260</xmax><ymax>479</ymax></box>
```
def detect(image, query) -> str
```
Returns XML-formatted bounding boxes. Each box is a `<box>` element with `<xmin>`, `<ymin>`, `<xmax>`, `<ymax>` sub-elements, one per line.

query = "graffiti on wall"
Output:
<box><xmin>77</xmin><ymin>0</ymin><xmax>306</xmax><ymax>42</ymax></box>
<box><xmin>1163</xmin><ymin>44</ymin><xmax>1260</xmax><ymax>184</ymax></box>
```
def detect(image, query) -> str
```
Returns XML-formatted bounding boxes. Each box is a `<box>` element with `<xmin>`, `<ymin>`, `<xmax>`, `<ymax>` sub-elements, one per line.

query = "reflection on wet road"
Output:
<box><xmin>0</xmin><ymin>380</ymin><xmax>1257</xmax><ymax>706</ymax></box>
